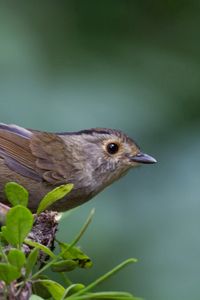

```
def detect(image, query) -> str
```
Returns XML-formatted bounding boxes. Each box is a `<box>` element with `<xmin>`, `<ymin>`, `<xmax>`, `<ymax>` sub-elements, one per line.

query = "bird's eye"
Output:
<box><xmin>106</xmin><ymin>142</ymin><xmax>119</xmax><ymax>155</ymax></box>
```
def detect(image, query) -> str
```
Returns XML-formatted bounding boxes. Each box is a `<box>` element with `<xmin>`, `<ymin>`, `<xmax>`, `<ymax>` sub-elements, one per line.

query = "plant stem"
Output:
<box><xmin>68</xmin><ymin>208</ymin><xmax>95</xmax><ymax>249</ymax></box>
<box><xmin>61</xmin><ymin>272</ymin><xmax>72</xmax><ymax>286</ymax></box>
<box><xmin>67</xmin><ymin>258</ymin><xmax>137</xmax><ymax>299</ymax></box>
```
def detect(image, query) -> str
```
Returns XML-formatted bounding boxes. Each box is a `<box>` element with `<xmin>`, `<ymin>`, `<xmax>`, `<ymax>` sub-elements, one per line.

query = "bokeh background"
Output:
<box><xmin>0</xmin><ymin>1</ymin><xmax>200</xmax><ymax>299</ymax></box>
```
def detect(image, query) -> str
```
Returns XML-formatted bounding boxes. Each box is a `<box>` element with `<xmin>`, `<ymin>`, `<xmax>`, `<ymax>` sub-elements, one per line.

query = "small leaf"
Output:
<box><xmin>51</xmin><ymin>259</ymin><xmax>78</xmax><ymax>272</ymax></box>
<box><xmin>32</xmin><ymin>282</ymin><xmax>51</xmax><ymax>299</ymax></box>
<box><xmin>0</xmin><ymin>226</ymin><xmax>7</xmax><ymax>242</ymax></box>
<box><xmin>37</xmin><ymin>184</ymin><xmax>73</xmax><ymax>214</ymax></box>
<box><xmin>0</xmin><ymin>263</ymin><xmax>20</xmax><ymax>284</ymax></box>
<box><xmin>64</xmin><ymin>283</ymin><xmax>85</xmax><ymax>297</ymax></box>
<box><xmin>36</xmin><ymin>279</ymin><xmax>65</xmax><ymax>300</ymax></box>
<box><xmin>29</xmin><ymin>295</ymin><xmax>45</xmax><ymax>300</ymax></box>
<box><xmin>69</xmin><ymin>283</ymin><xmax>85</xmax><ymax>293</ymax></box>
<box><xmin>25</xmin><ymin>247</ymin><xmax>39</xmax><ymax>278</ymax></box>
<box><xmin>5</xmin><ymin>182</ymin><xmax>29</xmax><ymax>207</ymax></box>
<box><xmin>32</xmin><ymin>275</ymin><xmax>51</xmax><ymax>299</ymax></box>
<box><xmin>2</xmin><ymin>205</ymin><xmax>33</xmax><ymax>247</ymax></box>
<box><xmin>8</xmin><ymin>249</ymin><xmax>26</xmax><ymax>270</ymax></box>
<box><xmin>59</xmin><ymin>242</ymin><xmax>92</xmax><ymax>269</ymax></box>
<box><xmin>25</xmin><ymin>239</ymin><xmax>56</xmax><ymax>258</ymax></box>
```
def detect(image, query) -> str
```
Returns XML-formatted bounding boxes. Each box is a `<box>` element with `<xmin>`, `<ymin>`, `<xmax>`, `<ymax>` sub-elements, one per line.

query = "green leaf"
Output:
<box><xmin>5</xmin><ymin>182</ymin><xmax>29</xmax><ymax>207</ymax></box>
<box><xmin>2</xmin><ymin>205</ymin><xmax>33</xmax><ymax>247</ymax></box>
<box><xmin>0</xmin><ymin>228</ymin><xmax>7</xmax><ymax>244</ymax></box>
<box><xmin>32</xmin><ymin>275</ymin><xmax>51</xmax><ymax>299</ymax></box>
<box><xmin>62</xmin><ymin>283</ymin><xmax>85</xmax><ymax>298</ymax></box>
<box><xmin>29</xmin><ymin>295</ymin><xmax>45</xmax><ymax>300</ymax></box>
<box><xmin>59</xmin><ymin>242</ymin><xmax>92</xmax><ymax>269</ymax></box>
<box><xmin>7</xmin><ymin>249</ymin><xmax>26</xmax><ymax>270</ymax></box>
<box><xmin>65</xmin><ymin>291</ymin><xmax>140</xmax><ymax>299</ymax></box>
<box><xmin>51</xmin><ymin>259</ymin><xmax>78</xmax><ymax>272</ymax></box>
<box><xmin>37</xmin><ymin>183</ymin><xmax>73</xmax><ymax>214</ymax></box>
<box><xmin>0</xmin><ymin>263</ymin><xmax>20</xmax><ymax>284</ymax></box>
<box><xmin>25</xmin><ymin>239</ymin><xmax>56</xmax><ymax>258</ymax></box>
<box><xmin>25</xmin><ymin>247</ymin><xmax>39</xmax><ymax>278</ymax></box>
<box><xmin>36</xmin><ymin>279</ymin><xmax>65</xmax><ymax>300</ymax></box>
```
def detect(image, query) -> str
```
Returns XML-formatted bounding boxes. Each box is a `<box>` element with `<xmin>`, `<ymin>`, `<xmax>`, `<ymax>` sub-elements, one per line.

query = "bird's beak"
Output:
<box><xmin>130</xmin><ymin>152</ymin><xmax>157</xmax><ymax>164</ymax></box>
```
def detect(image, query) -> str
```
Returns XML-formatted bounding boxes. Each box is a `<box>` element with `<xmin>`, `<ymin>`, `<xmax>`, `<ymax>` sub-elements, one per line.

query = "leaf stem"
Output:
<box><xmin>68</xmin><ymin>208</ymin><xmax>95</xmax><ymax>249</ymax></box>
<box><xmin>61</xmin><ymin>272</ymin><xmax>72</xmax><ymax>286</ymax></box>
<box><xmin>67</xmin><ymin>258</ymin><xmax>137</xmax><ymax>299</ymax></box>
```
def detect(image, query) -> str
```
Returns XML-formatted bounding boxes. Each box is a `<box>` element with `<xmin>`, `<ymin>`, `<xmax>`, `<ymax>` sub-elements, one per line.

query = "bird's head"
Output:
<box><xmin>62</xmin><ymin>128</ymin><xmax>157</xmax><ymax>191</ymax></box>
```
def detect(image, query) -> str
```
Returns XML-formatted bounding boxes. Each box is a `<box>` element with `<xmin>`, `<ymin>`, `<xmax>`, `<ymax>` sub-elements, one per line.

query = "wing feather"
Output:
<box><xmin>30</xmin><ymin>132</ymin><xmax>70</xmax><ymax>184</ymax></box>
<box><xmin>0</xmin><ymin>132</ymin><xmax>36</xmax><ymax>169</ymax></box>
<box><xmin>0</xmin><ymin>125</ymin><xmax>71</xmax><ymax>185</ymax></box>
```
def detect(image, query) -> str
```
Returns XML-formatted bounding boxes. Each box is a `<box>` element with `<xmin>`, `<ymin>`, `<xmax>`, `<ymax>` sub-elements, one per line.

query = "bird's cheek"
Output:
<box><xmin>122</xmin><ymin>156</ymin><xmax>134</xmax><ymax>167</ymax></box>
<box><xmin>130</xmin><ymin>160</ymin><xmax>141</xmax><ymax>168</ymax></box>
<box><xmin>107</xmin><ymin>160</ymin><xmax>118</xmax><ymax>172</ymax></box>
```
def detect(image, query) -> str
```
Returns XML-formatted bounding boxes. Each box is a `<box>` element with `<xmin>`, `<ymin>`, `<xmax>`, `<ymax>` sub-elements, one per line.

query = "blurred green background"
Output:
<box><xmin>0</xmin><ymin>1</ymin><xmax>200</xmax><ymax>299</ymax></box>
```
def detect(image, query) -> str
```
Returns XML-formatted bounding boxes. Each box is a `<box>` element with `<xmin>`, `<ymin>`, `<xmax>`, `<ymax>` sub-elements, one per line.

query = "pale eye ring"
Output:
<box><xmin>106</xmin><ymin>142</ymin><xmax>119</xmax><ymax>155</ymax></box>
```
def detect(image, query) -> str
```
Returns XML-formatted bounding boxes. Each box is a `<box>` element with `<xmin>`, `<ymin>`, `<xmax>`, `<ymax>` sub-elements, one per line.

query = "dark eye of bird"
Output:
<box><xmin>106</xmin><ymin>143</ymin><xmax>119</xmax><ymax>155</ymax></box>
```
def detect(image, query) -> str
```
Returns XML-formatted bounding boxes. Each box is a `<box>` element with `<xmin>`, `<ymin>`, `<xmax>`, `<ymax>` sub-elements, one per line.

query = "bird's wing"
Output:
<box><xmin>30</xmin><ymin>132</ymin><xmax>71</xmax><ymax>184</ymax></box>
<box><xmin>0</xmin><ymin>124</ymin><xmax>70</xmax><ymax>184</ymax></box>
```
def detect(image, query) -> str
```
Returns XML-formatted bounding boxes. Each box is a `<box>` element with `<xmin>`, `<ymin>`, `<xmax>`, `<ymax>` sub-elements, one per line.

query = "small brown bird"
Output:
<box><xmin>0</xmin><ymin>123</ymin><xmax>156</xmax><ymax>212</ymax></box>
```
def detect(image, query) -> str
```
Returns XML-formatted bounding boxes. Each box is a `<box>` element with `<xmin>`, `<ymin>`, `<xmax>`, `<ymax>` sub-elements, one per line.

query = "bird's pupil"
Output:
<box><xmin>107</xmin><ymin>143</ymin><xmax>119</xmax><ymax>154</ymax></box>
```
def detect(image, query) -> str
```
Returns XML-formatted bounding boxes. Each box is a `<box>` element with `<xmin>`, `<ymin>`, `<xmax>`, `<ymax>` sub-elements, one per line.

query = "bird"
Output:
<box><xmin>0</xmin><ymin>123</ymin><xmax>156</xmax><ymax>212</ymax></box>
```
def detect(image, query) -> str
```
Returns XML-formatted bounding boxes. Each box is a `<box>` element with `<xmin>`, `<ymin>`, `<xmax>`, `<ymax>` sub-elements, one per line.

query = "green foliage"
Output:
<box><xmin>36</xmin><ymin>279</ymin><xmax>65</xmax><ymax>300</ymax></box>
<box><xmin>30</xmin><ymin>296</ymin><xmax>44</xmax><ymax>300</ymax></box>
<box><xmin>25</xmin><ymin>239</ymin><xmax>56</xmax><ymax>259</ymax></box>
<box><xmin>7</xmin><ymin>249</ymin><xmax>26</xmax><ymax>270</ymax></box>
<box><xmin>37</xmin><ymin>183</ymin><xmax>74</xmax><ymax>214</ymax></box>
<box><xmin>1</xmin><ymin>205</ymin><xmax>34</xmax><ymax>248</ymax></box>
<box><xmin>25</xmin><ymin>247</ymin><xmax>39</xmax><ymax>279</ymax></box>
<box><xmin>5</xmin><ymin>182</ymin><xmax>29</xmax><ymax>207</ymax></box>
<box><xmin>0</xmin><ymin>263</ymin><xmax>20</xmax><ymax>284</ymax></box>
<box><xmin>51</xmin><ymin>259</ymin><xmax>78</xmax><ymax>272</ymax></box>
<box><xmin>58</xmin><ymin>241</ymin><xmax>93</xmax><ymax>269</ymax></box>
<box><xmin>0</xmin><ymin>182</ymin><xmax>140</xmax><ymax>300</ymax></box>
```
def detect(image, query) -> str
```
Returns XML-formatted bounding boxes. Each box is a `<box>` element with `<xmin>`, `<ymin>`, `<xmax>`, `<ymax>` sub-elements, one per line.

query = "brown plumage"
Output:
<box><xmin>0</xmin><ymin>123</ymin><xmax>156</xmax><ymax>212</ymax></box>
